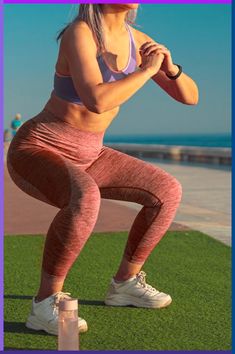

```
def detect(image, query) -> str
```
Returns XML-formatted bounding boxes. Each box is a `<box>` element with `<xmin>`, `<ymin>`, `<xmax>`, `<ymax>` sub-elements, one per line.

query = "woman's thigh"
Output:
<box><xmin>86</xmin><ymin>146</ymin><xmax>181</xmax><ymax>206</ymax></box>
<box><xmin>7</xmin><ymin>146</ymin><xmax>99</xmax><ymax>210</ymax></box>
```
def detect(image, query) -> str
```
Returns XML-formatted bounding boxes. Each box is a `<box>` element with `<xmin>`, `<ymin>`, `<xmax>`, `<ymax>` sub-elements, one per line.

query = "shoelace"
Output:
<box><xmin>136</xmin><ymin>271</ymin><xmax>160</xmax><ymax>294</ymax></box>
<box><xmin>51</xmin><ymin>291</ymin><xmax>71</xmax><ymax>316</ymax></box>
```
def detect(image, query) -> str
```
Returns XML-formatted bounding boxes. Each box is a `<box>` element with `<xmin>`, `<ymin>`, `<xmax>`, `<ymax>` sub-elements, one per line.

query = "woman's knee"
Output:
<box><xmin>51</xmin><ymin>160</ymin><xmax>101</xmax><ymax>211</ymax></box>
<box><xmin>150</xmin><ymin>170</ymin><xmax>183</xmax><ymax>205</ymax></box>
<box><xmin>169</xmin><ymin>175</ymin><xmax>182</xmax><ymax>199</ymax></box>
<box><xmin>162</xmin><ymin>175</ymin><xmax>183</xmax><ymax>205</ymax></box>
<box><xmin>70</xmin><ymin>173</ymin><xmax>101</xmax><ymax>212</ymax></box>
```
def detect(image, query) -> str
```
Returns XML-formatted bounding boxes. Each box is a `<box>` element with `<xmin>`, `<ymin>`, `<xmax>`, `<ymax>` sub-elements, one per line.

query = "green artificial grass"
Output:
<box><xmin>4</xmin><ymin>230</ymin><xmax>231</xmax><ymax>351</ymax></box>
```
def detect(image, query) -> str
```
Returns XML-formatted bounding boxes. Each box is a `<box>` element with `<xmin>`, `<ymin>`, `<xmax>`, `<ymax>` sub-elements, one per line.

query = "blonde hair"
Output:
<box><xmin>57</xmin><ymin>4</ymin><xmax>138</xmax><ymax>53</ymax></box>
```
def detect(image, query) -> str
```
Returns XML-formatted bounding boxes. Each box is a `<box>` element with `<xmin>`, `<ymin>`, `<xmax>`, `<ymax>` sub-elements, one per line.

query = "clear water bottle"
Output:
<box><xmin>58</xmin><ymin>298</ymin><xmax>79</xmax><ymax>351</ymax></box>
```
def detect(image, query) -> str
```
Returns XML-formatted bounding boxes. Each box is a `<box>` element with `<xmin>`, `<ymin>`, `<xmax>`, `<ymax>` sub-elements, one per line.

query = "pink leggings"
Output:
<box><xmin>7</xmin><ymin>99</ymin><xmax>182</xmax><ymax>277</ymax></box>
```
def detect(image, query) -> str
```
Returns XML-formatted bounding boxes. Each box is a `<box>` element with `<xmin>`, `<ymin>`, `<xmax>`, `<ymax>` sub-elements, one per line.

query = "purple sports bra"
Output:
<box><xmin>53</xmin><ymin>23</ymin><xmax>137</xmax><ymax>105</ymax></box>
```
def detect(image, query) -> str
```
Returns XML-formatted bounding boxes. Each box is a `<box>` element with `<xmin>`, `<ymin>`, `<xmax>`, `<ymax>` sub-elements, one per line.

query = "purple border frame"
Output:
<box><xmin>1</xmin><ymin>0</ymin><xmax>4</xmax><ymax>352</ymax></box>
<box><xmin>2</xmin><ymin>0</ymin><xmax>232</xmax><ymax>3</ymax></box>
<box><xmin>1</xmin><ymin>1</ymin><xmax>232</xmax><ymax>353</ymax></box>
<box><xmin>0</xmin><ymin>351</ymin><xmax>234</xmax><ymax>353</ymax></box>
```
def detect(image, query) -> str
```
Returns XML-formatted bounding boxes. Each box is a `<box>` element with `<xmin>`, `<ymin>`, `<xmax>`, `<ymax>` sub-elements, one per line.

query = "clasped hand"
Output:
<box><xmin>139</xmin><ymin>41</ymin><xmax>177</xmax><ymax>75</ymax></box>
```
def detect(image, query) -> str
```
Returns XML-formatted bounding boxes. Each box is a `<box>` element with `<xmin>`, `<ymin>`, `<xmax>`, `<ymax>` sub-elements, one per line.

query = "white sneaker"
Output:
<box><xmin>104</xmin><ymin>271</ymin><xmax>172</xmax><ymax>309</ymax></box>
<box><xmin>26</xmin><ymin>291</ymin><xmax>88</xmax><ymax>335</ymax></box>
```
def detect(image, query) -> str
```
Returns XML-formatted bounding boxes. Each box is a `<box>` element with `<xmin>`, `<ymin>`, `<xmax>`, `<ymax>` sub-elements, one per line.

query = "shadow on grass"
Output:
<box><xmin>4</xmin><ymin>294</ymin><xmax>105</xmax><ymax>307</ymax></box>
<box><xmin>4</xmin><ymin>295</ymin><xmax>32</xmax><ymax>300</ymax></box>
<box><xmin>5</xmin><ymin>294</ymin><xmax>163</xmax><ymax>309</ymax></box>
<box><xmin>4</xmin><ymin>321</ymin><xmax>52</xmax><ymax>336</ymax></box>
<box><xmin>4</xmin><ymin>295</ymin><xmax>146</xmax><ymax>308</ymax></box>
<box><xmin>5</xmin><ymin>347</ymin><xmax>52</xmax><ymax>351</ymax></box>
<box><xmin>79</xmin><ymin>299</ymin><xmax>105</xmax><ymax>306</ymax></box>
<box><xmin>5</xmin><ymin>295</ymin><xmax>171</xmax><ymax>310</ymax></box>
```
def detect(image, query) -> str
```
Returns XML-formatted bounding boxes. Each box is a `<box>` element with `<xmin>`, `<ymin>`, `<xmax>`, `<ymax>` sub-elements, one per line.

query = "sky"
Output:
<box><xmin>4</xmin><ymin>4</ymin><xmax>231</xmax><ymax>136</ymax></box>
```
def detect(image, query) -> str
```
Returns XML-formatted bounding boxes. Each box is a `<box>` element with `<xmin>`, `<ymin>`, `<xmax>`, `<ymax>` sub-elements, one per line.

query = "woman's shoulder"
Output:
<box><xmin>56</xmin><ymin>20</ymin><xmax>99</xmax><ymax>75</ymax></box>
<box><xmin>60</xmin><ymin>20</ymin><xmax>98</xmax><ymax>57</ymax></box>
<box><xmin>61</xmin><ymin>20</ymin><xmax>94</xmax><ymax>43</ymax></box>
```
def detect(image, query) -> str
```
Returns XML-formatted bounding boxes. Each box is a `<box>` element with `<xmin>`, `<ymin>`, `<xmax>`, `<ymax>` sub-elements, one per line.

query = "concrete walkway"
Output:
<box><xmin>112</xmin><ymin>159</ymin><xmax>231</xmax><ymax>246</ymax></box>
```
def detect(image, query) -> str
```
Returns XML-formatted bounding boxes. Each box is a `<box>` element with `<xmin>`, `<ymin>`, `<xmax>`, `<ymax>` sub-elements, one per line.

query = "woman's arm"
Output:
<box><xmin>152</xmin><ymin>67</ymin><xmax>199</xmax><ymax>105</ymax></box>
<box><xmin>62</xmin><ymin>22</ymin><xmax>161</xmax><ymax>114</ymax></box>
<box><xmin>136</xmin><ymin>31</ymin><xmax>199</xmax><ymax>105</ymax></box>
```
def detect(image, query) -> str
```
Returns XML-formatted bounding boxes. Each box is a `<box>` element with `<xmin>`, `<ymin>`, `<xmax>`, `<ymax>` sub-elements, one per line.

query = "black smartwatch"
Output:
<box><xmin>166</xmin><ymin>64</ymin><xmax>182</xmax><ymax>80</ymax></box>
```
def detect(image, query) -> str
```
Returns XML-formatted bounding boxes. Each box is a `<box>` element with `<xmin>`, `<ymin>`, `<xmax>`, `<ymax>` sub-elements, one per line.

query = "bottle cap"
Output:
<box><xmin>59</xmin><ymin>298</ymin><xmax>78</xmax><ymax>311</ymax></box>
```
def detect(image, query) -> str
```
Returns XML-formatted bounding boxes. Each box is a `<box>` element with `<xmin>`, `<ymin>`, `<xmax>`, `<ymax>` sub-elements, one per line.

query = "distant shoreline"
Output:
<box><xmin>104</xmin><ymin>133</ymin><xmax>231</xmax><ymax>148</ymax></box>
<box><xmin>105</xmin><ymin>143</ymin><xmax>231</xmax><ymax>166</ymax></box>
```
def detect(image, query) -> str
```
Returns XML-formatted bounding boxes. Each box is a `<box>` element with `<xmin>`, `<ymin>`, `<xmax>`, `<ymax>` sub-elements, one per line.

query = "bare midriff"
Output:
<box><xmin>63</xmin><ymin>102</ymin><xmax>120</xmax><ymax>133</ymax></box>
<box><xmin>45</xmin><ymin>92</ymin><xmax>120</xmax><ymax>133</ymax></box>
